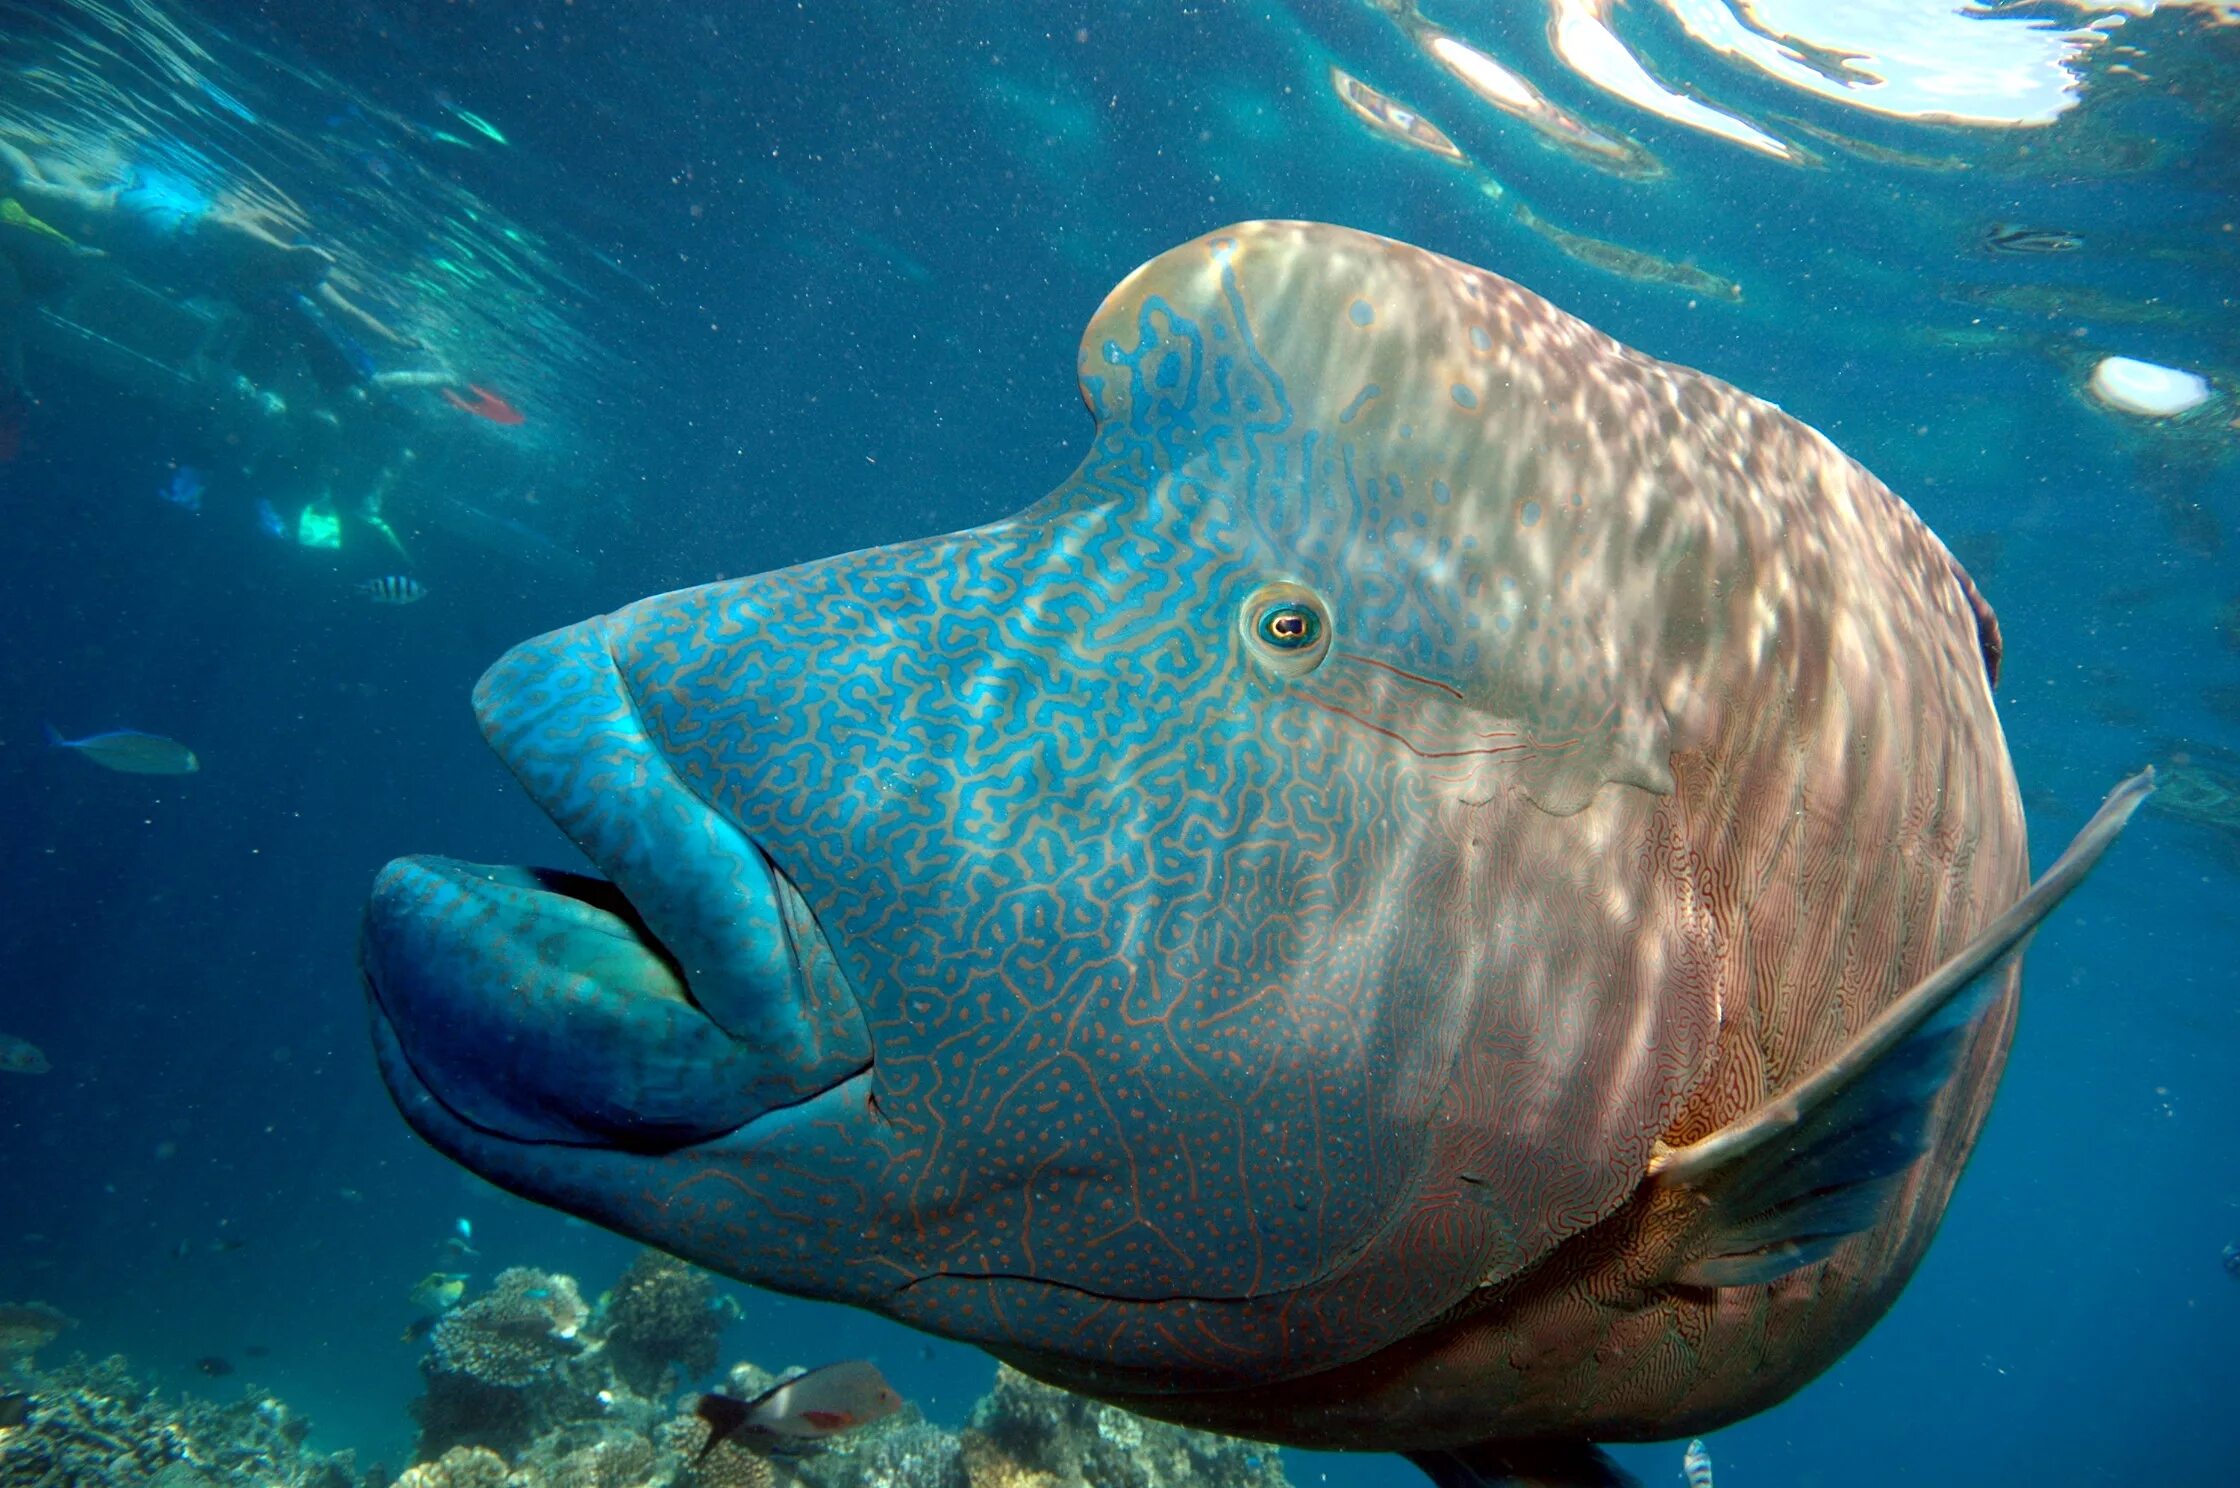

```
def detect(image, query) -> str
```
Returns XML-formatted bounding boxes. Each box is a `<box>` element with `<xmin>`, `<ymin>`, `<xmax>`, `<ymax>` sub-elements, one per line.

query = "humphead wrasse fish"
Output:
<box><xmin>44</xmin><ymin>724</ymin><xmax>199</xmax><ymax>775</ymax></box>
<box><xmin>359</xmin><ymin>222</ymin><xmax>2147</xmax><ymax>1488</ymax></box>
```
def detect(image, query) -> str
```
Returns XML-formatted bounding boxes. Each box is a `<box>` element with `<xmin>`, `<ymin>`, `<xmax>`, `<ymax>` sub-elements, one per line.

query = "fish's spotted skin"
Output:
<box><xmin>365</xmin><ymin>223</ymin><xmax>2106</xmax><ymax>1459</ymax></box>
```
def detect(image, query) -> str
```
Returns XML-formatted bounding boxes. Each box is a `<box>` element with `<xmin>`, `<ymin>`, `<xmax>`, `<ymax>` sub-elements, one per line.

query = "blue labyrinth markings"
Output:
<box><xmin>382</xmin><ymin>226</ymin><xmax>1756</xmax><ymax>1389</ymax></box>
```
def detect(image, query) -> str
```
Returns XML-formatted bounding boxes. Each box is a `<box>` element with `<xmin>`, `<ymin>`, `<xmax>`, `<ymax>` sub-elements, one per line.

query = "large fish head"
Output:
<box><xmin>363</xmin><ymin>222</ymin><xmax>1735</xmax><ymax>1390</ymax></box>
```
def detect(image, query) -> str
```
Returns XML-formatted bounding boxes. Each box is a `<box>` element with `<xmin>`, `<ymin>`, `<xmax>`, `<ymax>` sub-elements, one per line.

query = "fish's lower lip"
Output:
<box><xmin>362</xmin><ymin>857</ymin><xmax>786</xmax><ymax>1147</ymax></box>
<box><xmin>363</xmin><ymin>611</ymin><xmax>873</xmax><ymax>1150</ymax></box>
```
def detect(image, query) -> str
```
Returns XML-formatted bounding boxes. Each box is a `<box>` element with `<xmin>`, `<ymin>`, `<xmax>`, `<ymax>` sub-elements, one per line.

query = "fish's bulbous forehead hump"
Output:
<box><xmin>1075</xmin><ymin>219</ymin><xmax>1641</xmax><ymax>439</ymax></box>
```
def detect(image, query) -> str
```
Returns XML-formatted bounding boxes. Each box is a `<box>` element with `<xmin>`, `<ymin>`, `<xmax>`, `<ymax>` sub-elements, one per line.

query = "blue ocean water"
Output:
<box><xmin>0</xmin><ymin>3</ymin><xmax>2234</xmax><ymax>1486</ymax></box>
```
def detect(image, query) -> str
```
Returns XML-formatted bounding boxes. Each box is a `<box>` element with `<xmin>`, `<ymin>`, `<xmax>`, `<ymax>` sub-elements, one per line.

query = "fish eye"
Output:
<box><xmin>1240</xmin><ymin>583</ymin><xmax>1332</xmax><ymax>677</ymax></box>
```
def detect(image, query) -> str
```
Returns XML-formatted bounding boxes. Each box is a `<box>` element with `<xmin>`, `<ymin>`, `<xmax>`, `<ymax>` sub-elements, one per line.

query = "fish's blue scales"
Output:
<box><xmin>568</xmin><ymin>275</ymin><xmax>1479</xmax><ymax>1371</ymax></box>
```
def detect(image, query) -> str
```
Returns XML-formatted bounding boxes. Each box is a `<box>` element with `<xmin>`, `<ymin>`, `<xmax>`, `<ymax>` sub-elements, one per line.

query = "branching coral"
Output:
<box><xmin>0</xmin><ymin>1355</ymin><xmax>354</xmax><ymax>1488</ymax></box>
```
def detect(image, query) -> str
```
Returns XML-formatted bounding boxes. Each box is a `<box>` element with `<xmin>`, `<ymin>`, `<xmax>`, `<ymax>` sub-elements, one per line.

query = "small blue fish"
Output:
<box><xmin>1683</xmin><ymin>1439</ymin><xmax>1714</xmax><ymax>1488</ymax></box>
<box><xmin>45</xmin><ymin>724</ymin><xmax>200</xmax><ymax>775</ymax></box>
<box><xmin>359</xmin><ymin>575</ymin><xmax>428</xmax><ymax>605</ymax></box>
<box><xmin>2223</xmin><ymin>1242</ymin><xmax>2239</xmax><ymax>1282</ymax></box>
<box><xmin>160</xmin><ymin>466</ymin><xmax>204</xmax><ymax>513</ymax></box>
<box><xmin>255</xmin><ymin>499</ymin><xmax>288</xmax><ymax>539</ymax></box>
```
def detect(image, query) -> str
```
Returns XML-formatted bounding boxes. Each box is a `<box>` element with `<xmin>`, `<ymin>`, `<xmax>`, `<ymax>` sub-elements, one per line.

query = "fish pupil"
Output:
<box><xmin>1261</xmin><ymin>606</ymin><xmax>1318</xmax><ymax>648</ymax></box>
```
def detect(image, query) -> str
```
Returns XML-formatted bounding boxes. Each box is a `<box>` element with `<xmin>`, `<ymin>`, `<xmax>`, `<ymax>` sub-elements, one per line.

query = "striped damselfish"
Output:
<box><xmin>358</xmin><ymin>575</ymin><xmax>427</xmax><ymax>605</ymax></box>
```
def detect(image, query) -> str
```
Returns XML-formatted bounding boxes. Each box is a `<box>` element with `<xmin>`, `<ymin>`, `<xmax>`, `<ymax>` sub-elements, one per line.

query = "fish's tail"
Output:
<box><xmin>42</xmin><ymin>721</ymin><xmax>65</xmax><ymax>748</ymax></box>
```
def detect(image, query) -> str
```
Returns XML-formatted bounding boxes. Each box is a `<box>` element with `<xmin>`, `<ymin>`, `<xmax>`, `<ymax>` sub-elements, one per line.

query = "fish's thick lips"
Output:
<box><xmin>365</xmin><ymin>614</ymin><xmax>877</xmax><ymax>1145</ymax></box>
<box><xmin>363</xmin><ymin>857</ymin><xmax>785</xmax><ymax>1148</ymax></box>
<box><xmin>471</xmin><ymin>614</ymin><xmax>822</xmax><ymax>1056</ymax></box>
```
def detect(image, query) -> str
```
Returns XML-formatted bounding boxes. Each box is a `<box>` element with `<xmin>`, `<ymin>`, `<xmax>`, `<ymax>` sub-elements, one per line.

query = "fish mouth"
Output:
<box><xmin>361</xmin><ymin>615</ymin><xmax>869</xmax><ymax>1152</ymax></box>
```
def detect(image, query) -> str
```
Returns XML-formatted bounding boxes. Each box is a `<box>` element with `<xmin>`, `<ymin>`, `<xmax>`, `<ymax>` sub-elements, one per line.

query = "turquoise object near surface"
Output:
<box><xmin>361</xmin><ymin>222</ymin><xmax>2142</xmax><ymax>1487</ymax></box>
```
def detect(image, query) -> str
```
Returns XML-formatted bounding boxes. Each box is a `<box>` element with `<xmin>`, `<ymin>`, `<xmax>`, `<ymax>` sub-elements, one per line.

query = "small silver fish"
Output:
<box><xmin>359</xmin><ymin>575</ymin><xmax>427</xmax><ymax>605</ymax></box>
<box><xmin>0</xmin><ymin>1032</ymin><xmax>49</xmax><ymax>1075</ymax></box>
<box><xmin>44</xmin><ymin>724</ymin><xmax>199</xmax><ymax>775</ymax></box>
<box><xmin>1683</xmin><ymin>1439</ymin><xmax>1714</xmax><ymax>1488</ymax></box>
<box><xmin>1984</xmin><ymin>223</ymin><xmax>2082</xmax><ymax>254</ymax></box>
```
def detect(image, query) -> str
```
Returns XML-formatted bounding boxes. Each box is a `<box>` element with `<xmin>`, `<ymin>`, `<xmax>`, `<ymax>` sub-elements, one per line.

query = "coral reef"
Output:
<box><xmin>415</xmin><ymin>1267</ymin><xmax>605</xmax><ymax>1464</ymax></box>
<box><xmin>0</xmin><ymin>1304</ymin><xmax>71</xmax><ymax>1376</ymax></box>
<box><xmin>0</xmin><ymin>1254</ymin><xmax>1298</xmax><ymax>1488</ymax></box>
<box><xmin>433</xmin><ymin>1269</ymin><xmax>593</xmax><ymax>1388</ymax></box>
<box><xmin>798</xmin><ymin>1416</ymin><xmax>967</xmax><ymax>1488</ymax></box>
<box><xmin>395</xmin><ymin>1446</ymin><xmax>512</xmax><ymax>1488</ymax></box>
<box><xmin>397</xmin><ymin>1272</ymin><xmax>1295</xmax><ymax>1488</ymax></box>
<box><xmin>597</xmin><ymin>1251</ymin><xmax>725</xmax><ymax>1399</ymax></box>
<box><xmin>958</xmin><ymin>1366</ymin><xmax>1288</xmax><ymax>1488</ymax></box>
<box><xmin>661</xmin><ymin>1414</ymin><xmax>774</xmax><ymax>1488</ymax></box>
<box><xmin>0</xmin><ymin>1353</ymin><xmax>355</xmax><ymax>1488</ymax></box>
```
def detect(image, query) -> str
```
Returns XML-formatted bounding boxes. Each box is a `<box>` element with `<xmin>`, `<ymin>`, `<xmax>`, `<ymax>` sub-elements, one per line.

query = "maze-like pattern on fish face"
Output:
<box><xmin>422</xmin><ymin>223</ymin><xmax>2024</xmax><ymax>1405</ymax></box>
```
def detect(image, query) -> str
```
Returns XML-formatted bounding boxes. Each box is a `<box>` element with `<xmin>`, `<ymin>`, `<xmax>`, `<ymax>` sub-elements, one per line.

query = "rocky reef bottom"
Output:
<box><xmin>0</xmin><ymin>1255</ymin><xmax>1293</xmax><ymax>1488</ymax></box>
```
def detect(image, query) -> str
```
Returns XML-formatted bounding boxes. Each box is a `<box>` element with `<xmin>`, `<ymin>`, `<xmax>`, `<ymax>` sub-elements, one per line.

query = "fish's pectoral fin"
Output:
<box><xmin>1650</xmin><ymin>768</ymin><xmax>2153</xmax><ymax>1288</ymax></box>
<box><xmin>1405</xmin><ymin>1441</ymin><xmax>1640</xmax><ymax>1488</ymax></box>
